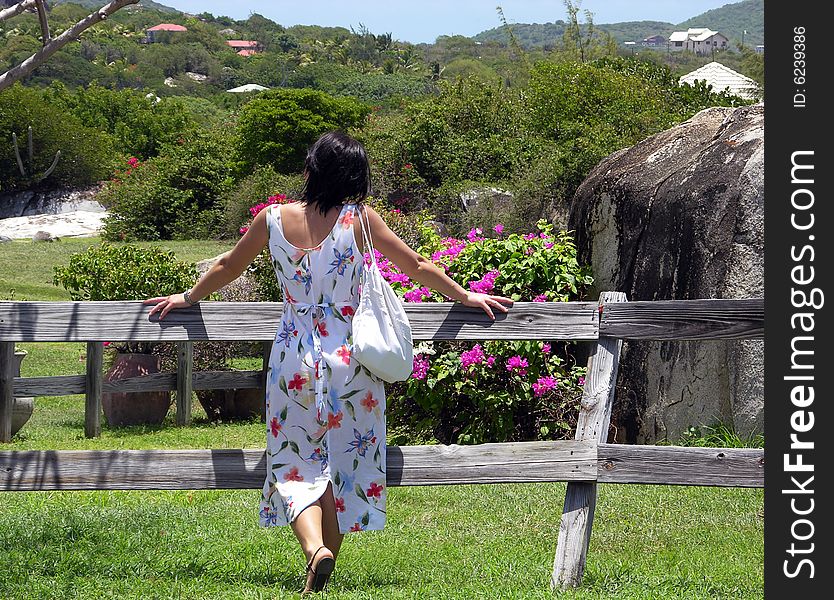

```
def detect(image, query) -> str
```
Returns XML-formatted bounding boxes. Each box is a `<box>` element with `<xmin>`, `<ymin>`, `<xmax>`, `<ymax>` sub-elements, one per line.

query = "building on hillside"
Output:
<box><xmin>227</xmin><ymin>84</ymin><xmax>269</xmax><ymax>93</ymax></box>
<box><xmin>755</xmin><ymin>45</ymin><xmax>764</xmax><ymax>54</ymax></box>
<box><xmin>145</xmin><ymin>23</ymin><xmax>188</xmax><ymax>43</ymax></box>
<box><xmin>641</xmin><ymin>34</ymin><xmax>666</xmax><ymax>47</ymax></box>
<box><xmin>668</xmin><ymin>28</ymin><xmax>729</xmax><ymax>55</ymax></box>
<box><xmin>679</xmin><ymin>61</ymin><xmax>760</xmax><ymax>100</ymax></box>
<box><xmin>226</xmin><ymin>40</ymin><xmax>262</xmax><ymax>56</ymax></box>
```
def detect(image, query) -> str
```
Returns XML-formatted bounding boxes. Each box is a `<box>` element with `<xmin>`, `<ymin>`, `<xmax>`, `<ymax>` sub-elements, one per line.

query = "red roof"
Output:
<box><xmin>147</xmin><ymin>24</ymin><xmax>188</xmax><ymax>32</ymax></box>
<box><xmin>227</xmin><ymin>40</ymin><xmax>259</xmax><ymax>48</ymax></box>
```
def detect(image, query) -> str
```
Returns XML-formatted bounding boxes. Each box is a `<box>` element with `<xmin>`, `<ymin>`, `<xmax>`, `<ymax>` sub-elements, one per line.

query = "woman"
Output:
<box><xmin>144</xmin><ymin>131</ymin><xmax>513</xmax><ymax>595</ymax></box>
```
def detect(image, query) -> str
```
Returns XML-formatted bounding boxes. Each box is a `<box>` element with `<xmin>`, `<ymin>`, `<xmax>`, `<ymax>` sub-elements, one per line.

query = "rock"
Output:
<box><xmin>568</xmin><ymin>103</ymin><xmax>764</xmax><ymax>443</ymax></box>
<box><xmin>164</xmin><ymin>77</ymin><xmax>177</xmax><ymax>87</ymax></box>
<box><xmin>197</xmin><ymin>252</ymin><xmax>260</xmax><ymax>302</ymax></box>
<box><xmin>459</xmin><ymin>187</ymin><xmax>513</xmax><ymax>212</ymax></box>
<box><xmin>185</xmin><ymin>71</ymin><xmax>207</xmax><ymax>82</ymax></box>
<box><xmin>0</xmin><ymin>185</ymin><xmax>107</xmax><ymax>239</ymax></box>
<box><xmin>0</xmin><ymin>185</ymin><xmax>104</xmax><ymax>219</ymax></box>
<box><xmin>0</xmin><ymin>235</ymin><xmax>11</xmax><ymax>243</ymax></box>
<box><xmin>32</xmin><ymin>230</ymin><xmax>59</xmax><ymax>242</ymax></box>
<box><xmin>423</xmin><ymin>220</ymin><xmax>449</xmax><ymax>237</ymax></box>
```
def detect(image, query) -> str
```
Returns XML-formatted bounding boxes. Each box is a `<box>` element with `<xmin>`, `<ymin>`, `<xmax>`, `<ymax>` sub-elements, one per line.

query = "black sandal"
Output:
<box><xmin>305</xmin><ymin>545</ymin><xmax>335</xmax><ymax>593</ymax></box>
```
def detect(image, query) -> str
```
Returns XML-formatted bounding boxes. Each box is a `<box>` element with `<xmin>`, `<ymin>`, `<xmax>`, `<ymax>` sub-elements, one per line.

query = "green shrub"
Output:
<box><xmin>368</xmin><ymin>213</ymin><xmax>594</xmax><ymax>444</ymax></box>
<box><xmin>220</xmin><ymin>165</ymin><xmax>305</xmax><ymax>239</ymax></box>
<box><xmin>0</xmin><ymin>84</ymin><xmax>118</xmax><ymax>191</ymax></box>
<box><xmin>42</xmin><ymin>82</ymin><xmax>199</xmax><ymax>159</ymax></box>
<box><xmin>234</xmin><ymin>88</ymin><xmax>371</xmax><ymax>173</ymax></box>
<box><xmin>98</xmin><ymin>129</ymin><xmax>235</xmax><ymax>241</ymax></box>
<box><xmin>52</xmin><ymin>242</ymin><xmax>199</xmax><ymax>301</ymax></box>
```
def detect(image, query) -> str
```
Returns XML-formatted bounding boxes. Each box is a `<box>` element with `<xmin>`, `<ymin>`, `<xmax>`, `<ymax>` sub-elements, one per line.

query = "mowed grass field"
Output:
<box><xmin>1</xmin><ymin>236</ymin><xmax>763</xmax><ymax>599</ymax></box>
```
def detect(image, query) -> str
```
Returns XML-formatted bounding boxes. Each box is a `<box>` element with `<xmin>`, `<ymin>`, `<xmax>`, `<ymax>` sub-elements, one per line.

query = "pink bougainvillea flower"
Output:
<box><xmin>532</xmin><ymin>375</ymin><xmax>559</xmax><ymax>397</ymax></box>
<box><xmin>411</xmin><ymin>354</ymin><xmax>430</xmax><ymax>380</ymax></box>
<box><xmin>403</xmin><ymin>286</ymin><xmax>431</xmax><ymax>302</ymax></box>
<box><xmin>486</xmin><ymin>355</ymin><xmax>496</xmax><ymax>367</ymax></box>
<box><xmin>466</xmin><ymin>227</ymin><xmax>485</xmax><ymax>242</ymax></box>
<box><xmin>541</xmin><ymin>342</ymin><xmax>551</xmax><ymax>354</ymax></box>
<box><xmin>469</xmin><ymin>269</ymin><xmax>500</xmax><ymax>294</ymax></box>
<box><xmin>493</xmin><ymin>223</ymin><xmax>504</xmax><ymax>235</ymax></box>
<box><xmin>460</xmin><ymin>344</ymin><xmax>486</xmax><ymax>370</ymax></box>
<box><xmin>578</xmin><ymin>376</ymin><xmax>586</xmax><ymax>386</ymax></box>
<box><xmin>533</xmin><ymin>293</ymin><xmax>548</xmax><ymax>302</ymax></box>
<box><xmin>505</xmin><ymin>355</ymin><xmax>529</xmax><ymax>376</ymax></box>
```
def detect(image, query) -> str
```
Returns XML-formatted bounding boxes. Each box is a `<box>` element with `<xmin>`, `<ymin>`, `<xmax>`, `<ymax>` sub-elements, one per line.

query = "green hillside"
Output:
<box><xmin>474</xmin><ymin>20</ymin><xmax>676</xmax><ymax>47</ymax></box>
<box><xmin>473</xmin><ymin>0</ymin><xmax>763</xmax><ymax>49</ymax></box>
<box><xmin>678</xmin><ymin>0</ymin><xmax>763</xmax><ymax>46</ymax></box>
<box><xmin>52</xmin><ymin>0</ymin><xmax>178</xmax><ymax>13</ymax></box>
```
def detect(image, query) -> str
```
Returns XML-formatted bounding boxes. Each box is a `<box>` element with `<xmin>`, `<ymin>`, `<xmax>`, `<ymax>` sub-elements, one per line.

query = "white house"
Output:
<box><xmin>679</xmin><ymin>61</ymin><xmax>760</xmax><ymax>100</ymax></box>
<box><xmin>668</xmin><ymin>28</ymin><xmax>729</xmax><ymax>55</ymax></box>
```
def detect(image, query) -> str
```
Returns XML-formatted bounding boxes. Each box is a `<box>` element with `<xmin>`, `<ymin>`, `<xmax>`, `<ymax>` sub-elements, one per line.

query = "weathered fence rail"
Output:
<box><xmin>0</xmin><ymin>296</ymin><xmax>764</xmax><ymax>591</ymax></box>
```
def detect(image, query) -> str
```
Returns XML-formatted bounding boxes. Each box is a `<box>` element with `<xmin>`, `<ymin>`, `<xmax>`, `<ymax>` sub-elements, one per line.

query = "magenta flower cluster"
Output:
<box><xmin>506</xmin><ymin>355</ymin><xmax>529</xmax><ymax>376</ymax></box>
<box><xmin>469</xmin><ymin>269</ymin><xmax>500</xmax><ymax>294</ymax></box>
<box><xmin>460</xmin><ymin>343</ymin><xmax>486</xmax><ymax>371</ymax></box>
<box><xmin>240</xmin><ymin>194</ymin><xmax>290</xmax><ymax>235</ymax></box>
<box><xmin>412</xmin><ymin>354</ymin><xmax>430</xmax><ymax>380</ymax></box>
<box><xmin>532</xmin><ymin>375</ymin><xmax>559</xmax><ymax>397</ymax></box>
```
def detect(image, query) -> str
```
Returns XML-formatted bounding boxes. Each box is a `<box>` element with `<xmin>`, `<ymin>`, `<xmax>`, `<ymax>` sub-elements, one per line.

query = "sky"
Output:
<box><xmin>163</xmin><ymin>1</ymin><xmax>736</xmax><ymax>44</ymax></box>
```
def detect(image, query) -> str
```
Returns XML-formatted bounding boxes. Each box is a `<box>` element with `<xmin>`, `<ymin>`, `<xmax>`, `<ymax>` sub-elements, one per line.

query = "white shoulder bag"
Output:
<box><xmin>351</xmin><ymin>204</ymin><xmax>414</xmax><ymax>382</ymax></box>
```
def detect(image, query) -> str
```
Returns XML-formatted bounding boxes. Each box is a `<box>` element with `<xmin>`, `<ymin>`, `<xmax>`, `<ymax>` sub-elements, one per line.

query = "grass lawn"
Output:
<box><xmin>0</xmin><ymin>236</ymin><xmax>235</xmax><ymax>301</ymax></box>
<box><xmin>1</xmin><ymin>236</ymin><xmax>763</xmax><ymax>598</ymax></box>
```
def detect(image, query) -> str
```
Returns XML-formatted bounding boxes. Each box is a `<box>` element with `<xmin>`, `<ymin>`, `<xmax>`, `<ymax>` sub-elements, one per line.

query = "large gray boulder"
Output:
<box><xmin>568</xmin><ymin>103</ymin><xmax>763</xmax><ymax>443</ymax></box>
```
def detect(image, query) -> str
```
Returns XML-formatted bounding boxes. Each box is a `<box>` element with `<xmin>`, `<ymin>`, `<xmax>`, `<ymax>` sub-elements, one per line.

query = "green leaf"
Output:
<box><xmin>355</xmin><ymin>483</ymin><xmax>368</xmax><ymax>503</ymax></box>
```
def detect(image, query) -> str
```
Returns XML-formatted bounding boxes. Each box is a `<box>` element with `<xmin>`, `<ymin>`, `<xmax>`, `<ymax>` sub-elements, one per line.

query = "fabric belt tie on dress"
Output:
<box><xmin>288</xmin><ymin>300</ymin><xmax>356</xmax><ymax>419</ymax></box>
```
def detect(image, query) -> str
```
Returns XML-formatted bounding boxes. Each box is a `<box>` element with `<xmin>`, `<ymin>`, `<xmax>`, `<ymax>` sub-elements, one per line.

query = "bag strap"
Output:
<box><xmin>357</xmin><ymin>204</ymin><xmax>378</xmax><ymax>269</ymax></box>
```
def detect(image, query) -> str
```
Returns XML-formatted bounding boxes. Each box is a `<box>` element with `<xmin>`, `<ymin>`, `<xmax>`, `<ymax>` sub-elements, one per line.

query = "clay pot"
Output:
<box><xmin>11</xmin><ymin>350</ymin><xmax>34</xmax><ymax>437</ymax></box>
<box><xmin>102</xmin><ymin>353</ymin><xmax>171</xmax><ymax>427</ymax></box>
<box><xmin>196</xmin><ymin>386</ymin><xmax>265</xmax><ymax>422</ymax></box>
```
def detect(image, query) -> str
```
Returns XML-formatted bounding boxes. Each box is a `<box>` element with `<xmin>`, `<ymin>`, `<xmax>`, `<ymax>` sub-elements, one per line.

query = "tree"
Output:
<box><xmin>235</xmin><ymin>88</ymin><xmax>370</xmax><ymax>173</ymax></box>
<box><xmin>0</xmin><ymin>0</ymin><xmax>140</xmax><ymax>92</ymax></box>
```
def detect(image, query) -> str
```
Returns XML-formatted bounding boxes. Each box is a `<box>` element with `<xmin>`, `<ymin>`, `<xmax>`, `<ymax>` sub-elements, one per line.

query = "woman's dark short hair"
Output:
<box><xmin>300</xmin><ymin>131</ymin><xmax>371</xmax><ymax>216</ymax></box>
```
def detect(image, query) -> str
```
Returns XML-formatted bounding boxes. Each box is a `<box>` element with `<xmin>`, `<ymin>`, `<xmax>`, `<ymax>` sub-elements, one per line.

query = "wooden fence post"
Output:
<box><xmin>0</xmin><ymin>342</ymin><xmax>14</xmax><ymax>443</ymax></box>
<box><xmin>552</xmin><ymin>291</ymin><xmax>627</xmax><ymax>589</ymax></box>
<box><xmin>176</xmin><ymin>341</ymin><xmax>193</xmax><ymax>426</ymax></box>
<box><xmin>84</xmin><ymin>342</ymin><xmax>103</xmax><ymax>438</ymax></box>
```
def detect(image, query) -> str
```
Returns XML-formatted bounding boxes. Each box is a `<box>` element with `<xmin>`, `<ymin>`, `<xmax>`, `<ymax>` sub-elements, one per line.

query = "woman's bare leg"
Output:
<box><xmin>319</xmin><ymin>481</ymin><xmax>345</xmax><ymax>559</ymax></box>
<box><xmin>291</xmin><ymin>499</ymin><xmax>334</xmax><ymax>593</ymax></box>
<box><xmin>291</xmin><ymin>499</ymin><xmax>333</xmax><ymax>563</ymax></box>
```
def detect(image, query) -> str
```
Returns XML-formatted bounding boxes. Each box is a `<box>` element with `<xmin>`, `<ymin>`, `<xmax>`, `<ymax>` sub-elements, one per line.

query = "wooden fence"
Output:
<box><xmin>0</xmin><ymin>294</ymin><xmax>764</xmax><ymax>590</ymax></box>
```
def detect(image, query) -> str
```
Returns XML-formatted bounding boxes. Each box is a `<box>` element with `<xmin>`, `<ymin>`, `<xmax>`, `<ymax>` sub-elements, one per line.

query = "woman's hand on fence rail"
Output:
<box><xmin>460</xmin><ymin>292</ymin><xmax>514</xmax><ymax>320</ymax></box>
<box><xmin>143</xmin><ymin>294</ymin><xmax>190</xmax><ymax>320</ymax></box>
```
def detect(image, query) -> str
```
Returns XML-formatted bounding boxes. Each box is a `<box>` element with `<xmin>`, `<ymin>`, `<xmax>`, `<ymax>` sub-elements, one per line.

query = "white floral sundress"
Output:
<box><xmin>259</xmin><ymin>201</ymin><xmax>387</xmax><ymax>534</ymax></box>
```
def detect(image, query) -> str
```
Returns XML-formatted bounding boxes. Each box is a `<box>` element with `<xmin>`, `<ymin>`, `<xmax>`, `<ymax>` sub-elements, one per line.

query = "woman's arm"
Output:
<box><xmin>144</xmin><ymin>207</ymin><xmax>270</xmax><ymax>319</ymax></box>
<box><xmin>362</xmin><ymin>206</ymin><xmax>513</xmax><ymax>319</ymax></box>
